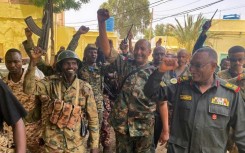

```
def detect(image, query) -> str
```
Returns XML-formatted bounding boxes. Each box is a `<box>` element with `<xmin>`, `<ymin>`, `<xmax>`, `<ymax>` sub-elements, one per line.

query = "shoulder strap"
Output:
<box><xmin>118</xmin><ymin>65</ymin><xmax>154</xmax><ymax>92</ymax></box>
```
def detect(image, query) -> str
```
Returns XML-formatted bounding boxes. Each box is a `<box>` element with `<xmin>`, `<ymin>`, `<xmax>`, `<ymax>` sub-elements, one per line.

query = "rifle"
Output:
<box><xmin>24</xmin><ymin>0</ymin><xmax>52</xmax><ymax>52</ymax></box>
<box><xmin>123</xmin><ymin>24</ymin><xmax>134</xmax><ymax>44</ymax></box>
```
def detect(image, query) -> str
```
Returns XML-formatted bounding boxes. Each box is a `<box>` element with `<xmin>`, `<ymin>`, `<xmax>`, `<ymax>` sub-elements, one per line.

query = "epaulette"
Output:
<box><xmin>44</xmin><ymin>74</ymin><xmax>61</xmax><ymax>81</ymax></box>
<box><xmin>237</xmin><ymin>73</ymin><xmax>245</xmax><ymax>81</ymax></box>
<box><xmin>219</xmin><ymin>79</ymin><xmax>240</xmax><ymax>93</ymax></box>
<box><xmin>178</xmin><ymin>76</ymin><xmax>190</xmax><ymax>84</ymax></box>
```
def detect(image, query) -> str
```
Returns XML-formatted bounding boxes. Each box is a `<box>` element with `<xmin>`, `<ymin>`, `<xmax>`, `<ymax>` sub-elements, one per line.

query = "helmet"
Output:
<box><xmin>56</xmin><ymin>50</ymin><xmax>81</xmax><ymax>72</ymax></box>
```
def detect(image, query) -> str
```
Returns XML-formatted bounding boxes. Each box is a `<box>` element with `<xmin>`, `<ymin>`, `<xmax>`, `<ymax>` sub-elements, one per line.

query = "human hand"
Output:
<box><xmin>158</xmin><ymin>57</ymin><xmax>178</xmax><ymax>72</ymax></box>
<box><xmin>30</xmin><ymin>46</ymin><xmax>45</xmax><ymax>62</ymax></box>
<box><xmin>97</xmin><ymin>8</ymin><xmax>110</xmax><ymax>23</ymax></box>
<box><xmin>78</xmin><ymin>26</ymin><xmax>90</xmax><ymax>34</ymax></box>
<box><xmin>90</xmin><ymin>148</ymin><xmax>99</xmax><ymax>153</ymax></box>
<box><xmin>159</xmin><ymin>130</ymin><xmax>169</xmax><ymax>146</ymax></box>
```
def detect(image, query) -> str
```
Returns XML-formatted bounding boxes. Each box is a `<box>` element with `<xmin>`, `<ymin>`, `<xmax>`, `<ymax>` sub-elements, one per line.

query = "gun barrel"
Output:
<box><xmin>210</xmin><ymin>9</ymin><xmax>218</xmax><ymax>21</ymax></box>
<box><xmin>125</xmin><ymin>24</ymin><xmax>134</xmax><ymax>41</ymax></box>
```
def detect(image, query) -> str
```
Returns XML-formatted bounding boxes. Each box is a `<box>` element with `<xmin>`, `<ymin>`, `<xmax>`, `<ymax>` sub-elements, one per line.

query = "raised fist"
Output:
<box><xmin>97</xmin><ymin>9</ymin><xmax>110</xmax><ymax>23</ymax></box>
<box><xmin>78</xmin><ymin>26</ymin><xmax>90</xmax><ymax>34</ymax></box>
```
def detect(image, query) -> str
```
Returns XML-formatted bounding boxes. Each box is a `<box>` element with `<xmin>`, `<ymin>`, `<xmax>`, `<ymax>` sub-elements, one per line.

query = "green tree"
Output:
<box><xmin>100</xmin><ymin>0</ymin><xmax>151</xmax><ymax>38</ymax></box>
<box><xmin>170</xmin><ymin>14</ymin><xmax>205</xmax><ymax>52</ymax></box>
<box><xmin>30</xmin><ymin>0</ymin><xmax>90</xmax><ymax>13</ymax></box>
<box><xmin>155</xmin><ymin>23</ymin><xmax>174</xmax><ymax>36</ymax></box>
<box><xmin>143</xmin><ymin>28</ymin><xmax>154</xmax><ymax>40</ymax></box>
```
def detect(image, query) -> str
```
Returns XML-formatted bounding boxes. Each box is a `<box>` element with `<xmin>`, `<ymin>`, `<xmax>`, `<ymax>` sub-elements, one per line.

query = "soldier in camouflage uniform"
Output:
<box><xmin>23</xmin><ymin>49</ymin><xmax>99</xmax><ymax>153</ymax></box>
<box><xmin>217</xmin><ymin>46</ymin><xmax>245</xmax><ymax>153</ymax></box>
<box><xmin>22</xmin><ymin>26</ymin><xmax>89</xmax><ymax>76</ymax></box>
<box><xmin>218</xmin><ymin>46</ymin><xmax>245</xmax><ymax>80</ymax></box>
<box><xmin>0</xmin><ymin>48</ymin><xmax>41</xmax><ymax>153</ymax></box>
<box><xmin>98</xmin><ymin>9</ymin><xmax>161</xmax><ymax>153</ymax></box>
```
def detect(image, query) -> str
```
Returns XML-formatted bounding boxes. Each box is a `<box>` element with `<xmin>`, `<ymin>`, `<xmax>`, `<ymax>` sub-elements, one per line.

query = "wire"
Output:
<box><xmin>155</xmin><ymin>0</ymin><xmax>200</xmax><ymax>13</ymax></box>
<box><xmin>152</xmin><ymin>0</ymin><xmax>224</xmax><ymax>23</ymax></box>
<box><xmin>65</xmin><ymin>0</ymin><xmax>173</xmax><ymax>25</ymax></box>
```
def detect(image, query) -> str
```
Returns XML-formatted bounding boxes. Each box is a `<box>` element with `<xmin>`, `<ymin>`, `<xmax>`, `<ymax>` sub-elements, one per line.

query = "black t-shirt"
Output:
<box><xmin>0</xmin><ymin>79</ymin><xmax>27</xmax><ymax>129</ymax></box>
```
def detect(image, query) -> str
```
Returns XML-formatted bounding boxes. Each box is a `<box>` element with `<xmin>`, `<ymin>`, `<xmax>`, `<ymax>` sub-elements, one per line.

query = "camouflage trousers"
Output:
<box><xmin>100</xmin><ymin>94</ymin><xmax>112</xmax><ymax>147</ymax></box>
<box><xmin>39</xmin><ymin>144</ymin><xmax>85</xmax><ymax>153</ymax></box>
<box><xmin>0</xmin><ymin>121</ymin><xmax>41</xmax><ymax>153</ymax></box>
<box><xmin>115</xmin><ymin>128</ymin><xmax>154</xmax><ymax>153</ymax></box>
<box><xmin>227</xmin><ymin>128</ymin><xmax>238</xmax><ymax>153</ymax></box>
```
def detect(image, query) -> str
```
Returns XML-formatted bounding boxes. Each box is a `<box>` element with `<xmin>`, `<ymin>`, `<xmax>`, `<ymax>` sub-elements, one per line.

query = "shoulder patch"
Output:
<box><xmin>178</xmin><ymin>76</ymin><xmax>190</xmax><ymax>83</ymax></box>
<box><xmin>220</xmin><ymin>80</ymin><xmax>240</xmax><ymax>93</ymax></box>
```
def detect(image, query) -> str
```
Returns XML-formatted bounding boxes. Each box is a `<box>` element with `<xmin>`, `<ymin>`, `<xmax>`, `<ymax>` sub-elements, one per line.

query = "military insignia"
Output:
<box><xmin>180</xmin><ymin>95</ymin><xmax>192</xmax><ymax>101</ymax></box>
<box><xmin>211</xmin><ymin>97</ymin><xmax>229</xmax><ymax>107</ymax></box>
<box><xmin>160</xmin><ymin>81</ymin><xmax>166</xmax><ymax>87</ymax></box>
<box><xmin>212</xmin><ymin>114</ymin><xmax>217</xmax><ymax>120</ymax></box>
<box><xmin>170</xmin><ymin>78</ymin><xmax>177</xmax><ymax>84</ymax></box>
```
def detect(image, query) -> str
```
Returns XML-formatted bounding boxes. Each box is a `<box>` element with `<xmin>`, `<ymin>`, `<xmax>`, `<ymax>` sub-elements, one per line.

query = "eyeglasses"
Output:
<box><xmin>228</xmin><ymin>57</ymin><xmax>245</xmax><ymax>62</ymax></box>
<box><xmin>189</xmin><ymin>62</ymin><xmax>211</xmax><ymax>69</ymax></box>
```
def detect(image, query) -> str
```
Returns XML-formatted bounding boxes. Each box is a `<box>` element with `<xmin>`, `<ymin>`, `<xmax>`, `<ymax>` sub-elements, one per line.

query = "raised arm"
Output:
<box><xmin>97</xmin><ymin>9</ymin><xmax>111</xmax><ymax>58</ymax></box>
<box><xmin>67</xmin><ymin>25</ymin><xmax>89</xmax><ymax>51</ymax></box>
<box><xmin>192</xmin><ymin>20</ymin><xmax>211</xmax><ymax>54</ymax></box>
<box><xmin>24</xmin><ymin>47</ymin><xmax>43</xmax><ymax>94</ymax></box>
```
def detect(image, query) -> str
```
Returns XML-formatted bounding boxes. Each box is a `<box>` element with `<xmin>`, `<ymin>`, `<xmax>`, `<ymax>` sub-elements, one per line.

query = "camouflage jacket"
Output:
<box><xmin>217</xmin><ymin>68</ymin><xmax>245</xmax><ymax>80</ymax></box>
<box><xmin>23</xmin><ymin>66</ymin><xmax>99</xmax><ymax>149</ymax></box>
<box><xmin>105</xmin><ymin>49</ymin><xmax>157</xmax><ymax>137</ymax></box>
<box><xmin>0</xmin><ymin>69</ymin><xmax>41</xmax><ymax>151</ymax></box>
<box><xmin>78</xmin><ymin>62</ymin><xmax>104</xmax><ymax>112</ymax></box>
<box><xmin>228</xmin><ymin>73</ymin><xmax>245</xmax><ymax>100</ymax></box>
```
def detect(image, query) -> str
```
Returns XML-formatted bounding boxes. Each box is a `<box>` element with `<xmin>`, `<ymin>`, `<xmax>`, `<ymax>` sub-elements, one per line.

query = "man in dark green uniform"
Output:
<box><xmin>98</xmin><ymin>9</ymin><xmax>167</xmax><ymax>153</ymax></box>
<box><xmin>144</xmin><ymin>47</ymin><xmax>245</xmax><ymax>153</ymax></box>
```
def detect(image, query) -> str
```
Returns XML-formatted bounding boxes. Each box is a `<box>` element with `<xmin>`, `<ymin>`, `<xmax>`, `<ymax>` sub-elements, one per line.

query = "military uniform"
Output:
<box><xmin>78</xmin><ymin>62</ymin><xmax>104</xmax><ymax>125</ymax></box>
<box><xmin>218</xmin><ymin>69</ymin><xmax>245</xmax><ymax>153</ymax></box>
<box><xmin>0</xmin><ymin>79</ymin><xmax>27</xmax><ymax>153</ymax></box>
<box><xmin>144</xmin><ymin>71</ymin><xmax>245</xmax><ymax>153</ymax></box>
<box><xmin>24</xmin><ymin>65</ymin><xmax>99</xmax><ymax>152</ymax></box>
<box><xmin>228</xmin><ymin>73</ymin><xmax>245</xmax><ymax>100</ymax></box>
<box><xmin>104</xmin><ymin>49</ymin><xmax>157</xmax><ymax>152</ymax></box>
<box><xmin>0</xmin><ymin>70</ymin><xmax>41</xmax><ymax>153</ymax></box>
<box><xmin>217</xmin><ymin>68</ymin><xmax>245</xmax><ymax>80</ymax></box>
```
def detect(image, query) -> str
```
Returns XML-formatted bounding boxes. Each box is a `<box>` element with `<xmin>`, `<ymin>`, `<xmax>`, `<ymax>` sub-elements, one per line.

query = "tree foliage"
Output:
<box><xmin>154</xmin><ymin>23</ymin><xmax>174</xmax><ymax>36</ymax></box>
<box><xmin>170</xmin><ymin>14</ymin><xmax>205</xmax><ymax>52</ymax></box>
<box><xmin>143</xmin><ymin>28</ymin><xmax>154</xmax><ymax>40</ymax></box>
<box><xmin>29</xmin><ymin>0</ymin><xmax>90</xmax><ymax>13</ymax></box>
<box><xmin>100</xmin><ymin>0</ymin><xmax>151</xmax><ymax>38</ymax></box>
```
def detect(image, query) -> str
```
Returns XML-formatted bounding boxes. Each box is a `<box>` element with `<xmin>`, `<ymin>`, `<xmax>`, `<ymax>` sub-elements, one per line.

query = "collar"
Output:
<box><xmin>190</xmin><ymin>75</ymin><xmax>219</xmax><ymax>91</ymax></box>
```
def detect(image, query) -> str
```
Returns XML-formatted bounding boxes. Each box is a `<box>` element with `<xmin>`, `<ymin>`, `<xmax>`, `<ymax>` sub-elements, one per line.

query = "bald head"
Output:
<box><xmin>193</xmin><ymin>47</ymin><xmax>217</xmax><ymax>63</ymax></box>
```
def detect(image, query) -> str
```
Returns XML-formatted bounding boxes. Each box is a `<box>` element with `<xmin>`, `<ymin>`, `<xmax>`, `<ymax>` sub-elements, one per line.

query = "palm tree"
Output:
<box><xmin>170</xmin><ymin>14</ymin><xmax>205</xmax><ymax>53</ymax></box>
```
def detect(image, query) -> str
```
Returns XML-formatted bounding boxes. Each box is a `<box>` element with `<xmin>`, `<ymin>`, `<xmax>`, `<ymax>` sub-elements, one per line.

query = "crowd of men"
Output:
<box><xmin>0</xmin><ymin>8</ymin><xmax>244</xmax><ymax>153</ymax></box>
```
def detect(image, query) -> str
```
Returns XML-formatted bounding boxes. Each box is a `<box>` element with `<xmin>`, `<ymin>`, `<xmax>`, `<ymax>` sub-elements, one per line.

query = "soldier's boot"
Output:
<box><xmin>103</xmin><ymin>146</ymin><xmax>113</xmax><ymax>153</ymax></box>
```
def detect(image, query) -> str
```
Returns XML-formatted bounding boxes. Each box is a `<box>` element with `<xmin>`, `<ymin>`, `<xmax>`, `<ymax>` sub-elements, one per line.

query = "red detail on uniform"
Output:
<box><xmin>235</xmin><ymin>86</ymin><xmax>241</xmax><ymax>93</ymax></box>
<box><xmin>216</xmin><ymin>80</ymin><xmax>220</xmax><ymax>87</ymax></box>
<box><xmin>237</xmin><ymin>74</ymin><xmax>241</xmax><ymax>81</ymax></box>
<box><xmin>212</xmin><ymin>114</ymin><xmax>217</xmax><ymax>120</ymax></box>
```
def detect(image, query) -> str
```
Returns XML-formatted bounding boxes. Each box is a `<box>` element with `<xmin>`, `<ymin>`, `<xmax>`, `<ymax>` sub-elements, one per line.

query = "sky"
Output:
<box><xmin>65</xmin><ymin>0</ymin><xmax>245</xmax><ymax>31</ymax></box>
